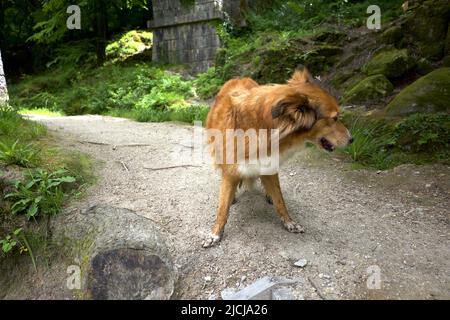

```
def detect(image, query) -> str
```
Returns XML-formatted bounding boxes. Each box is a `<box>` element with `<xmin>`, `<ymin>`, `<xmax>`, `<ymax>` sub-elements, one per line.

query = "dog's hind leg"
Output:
<box><xmin>260</xmin><ymin>174</ymin><xmax>305</xmax><ymax>233</ymax></box>
<box><xmin>265</xmin><ymin>194</ymin><xmax>273</xmax><ymax>205</ymax></box>
<box><xmin>202</xmin><ymin>174</ymin><xmax>239</xmax><ymax>248</ymax></box>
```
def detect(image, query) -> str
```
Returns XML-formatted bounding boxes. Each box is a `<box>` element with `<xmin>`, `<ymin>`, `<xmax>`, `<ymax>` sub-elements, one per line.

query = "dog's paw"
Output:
<box><xmin>284</xmin><ymin>220</ymin><xmax>305</xmax><ymax>233</ymax></box>
<box><xmin>202</xmin><ymin>233</ymin><xmax>222</xmax><ymax>248</ymax></box>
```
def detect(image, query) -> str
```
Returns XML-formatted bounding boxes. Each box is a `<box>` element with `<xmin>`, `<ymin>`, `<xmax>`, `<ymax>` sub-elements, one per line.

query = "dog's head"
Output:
<box><xmin>271</xmin><ymin>66</ymin><xmax>352</xmax><ymax>151</ymax></box>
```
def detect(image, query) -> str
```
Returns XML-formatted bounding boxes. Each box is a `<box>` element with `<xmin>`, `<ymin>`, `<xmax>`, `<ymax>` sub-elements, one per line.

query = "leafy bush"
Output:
<box><xmin>194</xmin><ymin>67</ymin><xmax>225</xmax><ymax>99</ymax></box>
<box><xmin>6</xmin><ymin>169</ymin><xmax>76</xmax><ymax>220</ymax></box>
<box><xmin>394</xmin><ymin>113</ymin><xmax>450</xmax><ymax>155</ymax></box>
<box><xmin>10</xmin><ymin>61</ymin><xmax>200</xmax><ymax>120</ymax></box>
<box><xmin>246</xmin><ymin>0</ymin><xmax>405</xmax><ymax>32</ymax></box>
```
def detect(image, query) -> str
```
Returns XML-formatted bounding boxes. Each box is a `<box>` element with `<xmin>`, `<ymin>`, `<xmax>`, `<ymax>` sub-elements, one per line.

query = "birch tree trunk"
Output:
<box><xmin>0</xmin><ymin>49</ymin><xmax>8</xmax><ymax>105</ymax></box>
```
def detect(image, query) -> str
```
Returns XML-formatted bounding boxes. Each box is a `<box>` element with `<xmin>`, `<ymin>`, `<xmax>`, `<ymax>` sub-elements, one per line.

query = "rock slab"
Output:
<box><xmin>53</xmin><ymin>205</ymin><xmax>176</xmax><ymax>300</ymax></box>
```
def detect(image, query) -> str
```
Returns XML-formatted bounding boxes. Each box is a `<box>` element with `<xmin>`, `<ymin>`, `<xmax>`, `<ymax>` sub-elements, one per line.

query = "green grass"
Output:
<box><xmin>107</xmin><ymin>103</ymin><xmax>209</xmax><ymax>125</ymax></box>
<box><xmin>19</xmin><ymin>108</ymin><xmax>63</xmax><ymax>117</ymax></box>
<box><xmin>340</xmin><ymin>112</ymin><xmax>450</xmax><ymax>170</ymax></box>
<box><xmin>0</xmin><ymin>109</ymin><xmax>94</xmax><ymax>264</ymax></box>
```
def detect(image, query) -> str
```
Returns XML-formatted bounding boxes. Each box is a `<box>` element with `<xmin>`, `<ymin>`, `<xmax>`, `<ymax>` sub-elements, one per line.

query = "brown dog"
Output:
<box><xmin>203</xmin><ymin>66</ymin><xmax>353</xmax><ymax>248</ymax></box>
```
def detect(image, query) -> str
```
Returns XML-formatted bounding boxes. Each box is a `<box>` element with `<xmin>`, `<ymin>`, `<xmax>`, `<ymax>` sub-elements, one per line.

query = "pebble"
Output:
<box><xmin>204</xmin><ymin>276</ymin><xmax>212</xmax><ymax>282</ymax></box>
<box><xmin>294</xmin><ymin>259</ymin><xmax>308</xmax><ymax>268</ymax></box>
<box><xmin>272</xmin><ymin>287</ymin><xmax>295</xmax><ymax>300</ymax></box>
<box><xmin>221</xmin><ymin>288</ymin><xmax>237</xmax><ymax>300</ymax></box>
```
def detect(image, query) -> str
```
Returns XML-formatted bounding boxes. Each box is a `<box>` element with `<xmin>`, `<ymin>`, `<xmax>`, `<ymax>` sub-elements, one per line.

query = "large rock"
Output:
<box><xmin>343</xmin><ymin>74</ymin><xmax>394</xmax><ymax>105</ymax></box>
<box><xmin>363</xmin><ymin>48</ymin><xmax>415</xmax><ymax>79</ymax></box>
<box><xmin>381</xmin><ymin>26</ymin><xmax>403</xmax><ymax>45</ymax></box>
<box><xmin>406</xmin><ymin>0</ymin><xmax>450</xmax><ymax>60</ymax></box>
<box><xmin>385</xmin><ymin>68</ymin><xmax>450</xmax><ymax>116</ymax></box>
<box><xmin>53</xmin><ymin>205</ymin><xmax>177</xmax><ymax>300</ymax></box>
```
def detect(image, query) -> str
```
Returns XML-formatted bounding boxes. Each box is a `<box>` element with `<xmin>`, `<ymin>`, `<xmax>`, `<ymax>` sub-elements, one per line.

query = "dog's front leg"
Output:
<box><xmin>202</xmin><ymin>174</ymin><xmax>239</xmax><ymax>248</ymax></box>
<box><xmin>260</xmin><ymin>174</ymin><xmax>305</xmax><ymax>233</ymax></box>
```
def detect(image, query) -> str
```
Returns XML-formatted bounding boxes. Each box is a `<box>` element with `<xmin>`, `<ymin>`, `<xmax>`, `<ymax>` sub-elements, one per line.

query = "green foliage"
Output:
<box><xmin>6</xmin><ymin>169</ymin><xmax>76</xmax><ymax>220</ymax></box>
<box><xmin>10</xmin><ymin>61</ymin><xmax>202</xmax><ymax>122</ymax></box>
<box><xmin>194</xmin><ymin>67</ymin><xmax>225</xmax><ymax>99</ymax></box>
<box><xmin>0</xmin><ymin>140</ymin><xmax>38</xmax><ymax>167</ymax></box>
<box><xmin>19</xmin><ymin>108</ymin><xmax>63</xmax><ymax>117</ymax></box>
<box><xmin>0</xmin><ymin>109</ymin><xmax>46</xmax><ymax>141</ymax></box>
<box><xmin>0</xmin><ymin>228</ymin><xmax>22</xmax><ymax>254</ymax></box>
<box><xmin>393</xmin><ymin>113</ymin><xmax>450</xmax><ymax>155</ymax></box>
<box><xmin>341</xmin><ymin>112</ymin><xmax>450</xmax><ymax>169</ymax></box>
<box><xmin>341</xmin><ymin>114</ymin><xmax>396</xmax><ymax>168</ymax></box>
<box><xmin>246</xmin><ymin>0</ymin><xmax>405</xmax><ymax>32</ymax></box>
<box><xmin>110</xmin><ymin>103</ymin><xmax>209</xmax><ymax>125</ymax></box>
<box><xmin>106</xmin><ymin>30</ymin><xmax>153</xmax><ymax>62</ymax></box>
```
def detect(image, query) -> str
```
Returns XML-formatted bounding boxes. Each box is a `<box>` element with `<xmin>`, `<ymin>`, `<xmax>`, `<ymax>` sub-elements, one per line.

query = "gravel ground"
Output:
<box><xmin>18</xmin><ymin>114</ymin><xmax>450</xmax><ymax>299</ymax></box>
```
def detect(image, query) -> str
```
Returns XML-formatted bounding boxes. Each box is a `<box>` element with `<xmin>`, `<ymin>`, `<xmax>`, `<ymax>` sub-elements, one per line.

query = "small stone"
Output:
<box><xmin>294</xmin><ymin>259</ymin><xmax>308</xmax><ymax>268</ymax></box>
<box><xmin>241</xmin><ymin>276</ymin><xmax>247</xmax><ymax>282</ymax></box>
<box><xmin>272</xmin><ymin>287</ymin><xmax>295</xmax><ymax>300</ymax></box>
<box><xmin>221</xmin><ymin>288</ymin><xmax>237</xmax><ymax>300</ymax></box>
<box><xmin>204</xmin><ymin>276</ymin><xmax>212</xmax><ymax>282</ymax></box>
<box><xmin>208</xmin><ymin>294</ymin><xmax>217</xmax><ymax>300</ymax></box>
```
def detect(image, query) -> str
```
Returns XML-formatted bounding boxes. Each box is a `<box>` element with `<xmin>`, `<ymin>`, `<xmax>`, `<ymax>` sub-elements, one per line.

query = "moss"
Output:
<box><xmin>381</xmin><ymin>26</ymin><xmax>403</xmax><ymax>45</ymax></box>
<box><xmin>340</xmin><ymin>73</ymin><xmax>366</xmax><ymax>92</ymax></box>
<box><xmin>415</xmin><ymin>58</ymin><xmax>434</xmax><ymax>75</ymax></box>
<box><xmin>331</xmin><ymin>69</ymin><xmax>357</xmax><ymax>90</ymax></box>
<box><xmin>313</xmin><ymin>45</ymin><xmax>343</xmax><ymax>57</ymax></box>
<box><xmin>406</xmin><ymin>0</ymin><xmax>450</xmax><ymax>60</ymax></box>
<box><xmin>343</xmin><ymin>75</ymin><xmax>394</xmax><ymax>105</ymax></box>
<box><xmin>385</xmin><ymin>68</ymin><xmax>450</xmax><ymax>116</ymax></box>
<box><xmin>446</xmin><ymin>21</ymin><xmax>450</xmax><ymax>54</ymax></box>
<box><xmin>443</xmin><ymin>55</ymin><xmax>450</xmax><ymax>67</ymax></box>
<box><xmin>363</xmin><ymin>48</ymin><xmax>415</xmax><ymax>79</ymax></box>
<box><xmin>312</xmin><ymin>30</ymin><xmax>346</xmax><ymax>45</ymax></box>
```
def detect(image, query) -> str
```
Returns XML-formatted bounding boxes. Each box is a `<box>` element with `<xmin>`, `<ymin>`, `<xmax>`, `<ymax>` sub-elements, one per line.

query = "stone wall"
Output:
<box><xmin>152</xmin><ymin>0</ymin><xmax>242</xmax><ymax>73</ymax></box>
<box><xmin>0</xmin><ymin>50</ymin><xmax>8</xmax><ymax>104</ymax></box>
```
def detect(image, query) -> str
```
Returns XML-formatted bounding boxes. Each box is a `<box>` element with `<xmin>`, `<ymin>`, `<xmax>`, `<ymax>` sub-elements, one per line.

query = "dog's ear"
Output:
<box><xmin>271</xmin><ymin>92</ymin><xmax>316</xmax><ymax>139</ymax></box>
<box><xmin>288</xmin><ymin>65</ymin><xmax>313</xmax><ymax>84</ymax></box>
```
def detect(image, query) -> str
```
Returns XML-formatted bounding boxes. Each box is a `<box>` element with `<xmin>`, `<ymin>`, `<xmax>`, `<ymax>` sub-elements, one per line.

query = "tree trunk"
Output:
<box><xmin>95</xmin><ymin>0</ymin><xmax>108</xmax><ymax>65</ymax></box>
<box><xmin>0</xmin><ymin>49</ymin><xmax>9</xmax><ymax>105</ymax></box>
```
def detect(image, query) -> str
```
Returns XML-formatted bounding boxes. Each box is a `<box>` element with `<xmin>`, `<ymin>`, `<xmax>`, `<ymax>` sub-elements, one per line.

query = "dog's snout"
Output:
<box><xmin>348</xmin><ymin>137</ymin><xmax>354</xmax><ymax>145</ymax></box>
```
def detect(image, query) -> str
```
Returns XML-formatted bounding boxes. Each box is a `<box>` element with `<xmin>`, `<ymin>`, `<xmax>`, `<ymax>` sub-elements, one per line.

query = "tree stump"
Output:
<box><xmin>53</xmin><ymin>205</ymin><xmax>176</xmax><ymax>300</ymax></box>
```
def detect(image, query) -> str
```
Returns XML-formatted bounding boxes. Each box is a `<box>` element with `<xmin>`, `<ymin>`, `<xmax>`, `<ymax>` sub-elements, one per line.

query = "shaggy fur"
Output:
<box><xmin>203</xmin><ymin>66</ymin><xmax>352</xmax><ymax>248</ymax></box>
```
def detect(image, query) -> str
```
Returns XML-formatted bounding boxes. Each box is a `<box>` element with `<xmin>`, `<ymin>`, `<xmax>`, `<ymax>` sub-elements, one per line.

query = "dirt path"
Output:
<box><xmin>31</xmin><ymin>114</ymin><xmax>450</xmax><ymax>299</ymax></box>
